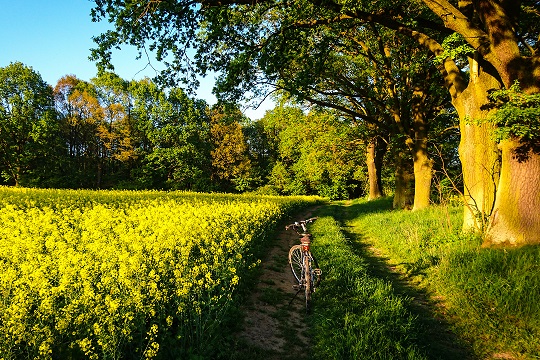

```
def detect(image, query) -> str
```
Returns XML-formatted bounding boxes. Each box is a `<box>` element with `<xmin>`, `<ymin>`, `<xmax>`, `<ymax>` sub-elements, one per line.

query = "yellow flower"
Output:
<box><xmin>0</xmin><ymin>186</ymin><xmax>320</xmax><ymax>357</ymax></box>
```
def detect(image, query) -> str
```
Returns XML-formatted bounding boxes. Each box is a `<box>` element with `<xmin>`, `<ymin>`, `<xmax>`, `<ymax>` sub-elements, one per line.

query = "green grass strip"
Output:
<box><xmin>336</xmin><ymin>198</ymin><xmax>540</xmax><ymax>359</ymax></box>
<box><xmin>308</xmin><ymin>216</ymin><xmax>428</xmax><ymax>360</ymax></box>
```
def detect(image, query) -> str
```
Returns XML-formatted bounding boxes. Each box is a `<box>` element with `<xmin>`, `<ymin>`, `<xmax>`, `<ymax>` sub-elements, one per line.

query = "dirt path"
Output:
<box><xmin>233</xmin><ymin>209</ymin><xmax>317</xmax><ymax>360</ymax></box>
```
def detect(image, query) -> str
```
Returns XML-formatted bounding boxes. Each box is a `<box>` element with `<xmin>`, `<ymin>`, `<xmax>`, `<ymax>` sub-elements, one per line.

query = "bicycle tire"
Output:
<box><xmin>309</xmin><ymin>253</ymin><xmax>321</xmax><ymax>288</ymax></box>
<box><xmin>288</xmin><ymin>245</ymin><xmax>303</xmax><ymax>284</ymax></box>
<box><xmin>304</xmin><ymin>253</ymin><xmax>312</xmax><ymax>311</ymax></box>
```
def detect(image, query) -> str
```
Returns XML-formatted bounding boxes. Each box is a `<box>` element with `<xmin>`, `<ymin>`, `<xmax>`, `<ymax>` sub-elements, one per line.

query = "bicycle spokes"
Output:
<box><xmin>288</xmin><ymin>245</ymin><xmax>304</xmax><ymax>284</ymax></box>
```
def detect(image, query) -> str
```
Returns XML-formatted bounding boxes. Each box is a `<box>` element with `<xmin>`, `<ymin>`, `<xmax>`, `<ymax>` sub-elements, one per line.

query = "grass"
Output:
<box><xmin>259</xmin><ymin>287</ymin><xmax>287</xmax><ymax>306</ymax></box>
<box><xmin>308</xmin><ymin>216</ymin><xmax>434</xmax><ymax>359</ymax></box>
<box><xmin>309</xmin><ymin>198</ymin><xmax>540</xmax><ymax>359</ymax></box>
<box><xmin>435</xmin><ymin>245</ymin><xmax>540</xmax><ymax>357</ymax></box>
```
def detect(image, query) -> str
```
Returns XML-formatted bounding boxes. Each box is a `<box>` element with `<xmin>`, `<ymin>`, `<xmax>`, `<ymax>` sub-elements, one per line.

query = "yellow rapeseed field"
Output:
<box><xmin>0</xmin><ymin>187</ymin><xmax>319</xmax><ymax>359</ymax></box>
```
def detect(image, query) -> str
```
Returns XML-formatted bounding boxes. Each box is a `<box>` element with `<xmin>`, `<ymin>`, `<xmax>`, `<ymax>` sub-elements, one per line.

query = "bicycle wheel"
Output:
<box><xmin>309</xmin><ymin>253</ymin><xmax>321</xmax><ymax>288</ymax></box>
<box><xmin>304</xmin><ymin>253</ymin><xmax>312</xmax><ymax>311</ymax></box>
<box><xmin>288</xmin><ymin>245</ymin><xmax>303</xmax><ymax>284</ymax></box>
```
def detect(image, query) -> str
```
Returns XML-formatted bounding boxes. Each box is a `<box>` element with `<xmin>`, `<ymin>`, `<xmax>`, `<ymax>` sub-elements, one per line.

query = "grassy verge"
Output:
<box><xmin>308</xmin><ymin>216</ymin><xmax>431</xmax><ymax>359</ymax></box>
<box><xmin>310</xmin><ymin>198</ymin><xmax>540</xmax><ymax>359</ymax></box>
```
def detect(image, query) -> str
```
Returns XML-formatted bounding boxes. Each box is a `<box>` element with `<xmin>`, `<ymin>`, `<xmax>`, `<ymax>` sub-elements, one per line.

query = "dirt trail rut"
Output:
<box><xmin>234</xmin><ymin>210</ymin><xmax>317</xmax><ymax>359</ymax></box>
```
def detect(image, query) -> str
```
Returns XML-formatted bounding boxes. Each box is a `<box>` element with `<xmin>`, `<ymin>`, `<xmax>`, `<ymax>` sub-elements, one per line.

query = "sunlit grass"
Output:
<box><xmin>309</xmin><ymin>216</ymin><xmax>429</xmax><ymax>359</ymax></box>
<box><xmin>435</xmin><ymin>245</ymin><xmax>540</xmax><ymax>357</ymax></box>
<box><xmin>327</xmin><ymin>198</ymin><xmax>540</xmax><ymax>359</ymax></box>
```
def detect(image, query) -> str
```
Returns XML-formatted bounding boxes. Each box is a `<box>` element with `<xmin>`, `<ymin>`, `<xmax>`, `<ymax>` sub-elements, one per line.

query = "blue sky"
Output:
<box><xmin>0</xmin><ymin>1</ymin><xmax>272</xmax><ymax>119</ymax></box>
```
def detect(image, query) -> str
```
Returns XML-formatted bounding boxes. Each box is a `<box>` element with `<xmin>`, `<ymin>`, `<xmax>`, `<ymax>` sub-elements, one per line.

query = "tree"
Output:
<box><xmin>208</xmin><ymin>105</ymin><xmax>253</xmax><ymax>191</ymax></box>
<box><xmin>241</xmin><ymin>116</ymin><xmax>276</xmax><ymax>188</ymax></box>
<box><xmin>127</xmin><ymin>77</ymin><xmax>170</xmax><ymax>188</ymax></box>
<box><xmin>90</xmin><ymin>0</ymin><xmax>540</xmax><ymax>244</ymax></box>
<box><xmin>54</xmin><ymin>75</ymin><xmax>105</xmax><ymax>188</ymax></box>
<box><xmin>91</xmin><ymin>72</ymin><xmax>139</xmax><ymax>186</ymax></box>
<box><xmin>0</xmin><ymin>62</ymin><xmax>56</xmax><ymax>186</ymax></box>
<box><xmin>142</xmin><ymin>88</ymin><xmax>213</xmax><ymax>190</ymax></box>
<box><xmin>261</xmin><ymin>105</ymin><xmax>363</xmax><ymax>199</ymax></box>
<box><xmin>346</xmin><ymin>1</ymin><xmax>540</xmax><ymax>244</ymax></box>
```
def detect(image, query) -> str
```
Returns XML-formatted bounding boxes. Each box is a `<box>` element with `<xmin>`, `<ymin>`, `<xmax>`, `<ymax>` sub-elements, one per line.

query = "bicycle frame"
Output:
<box><xmin>286</xmin><ymin>218</ymin><xmax>321</xmax><ymax>311</ymax></box>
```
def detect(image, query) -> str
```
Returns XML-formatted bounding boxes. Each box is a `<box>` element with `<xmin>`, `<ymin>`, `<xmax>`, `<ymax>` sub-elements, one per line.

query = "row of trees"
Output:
<box><xmin>1</xmin><ymin>62</ymin><xmax>213</xmax><ymax>190</ymax></box>
<box><xmin>2</xmin><ymin>62</ymin><xmax>382</xmax><ymax>198</ymax></box>
<box><xmin>88</xmin><ymin>0</ymin><xmax>540</xmax><ymax>246</ymax></box>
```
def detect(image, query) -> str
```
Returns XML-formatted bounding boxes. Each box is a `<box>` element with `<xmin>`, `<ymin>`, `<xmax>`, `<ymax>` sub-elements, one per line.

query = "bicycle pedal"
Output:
<box><xmin>292</xmin><ymin>284</ymin><xmax>303</xmax><ymax>290</ymax></box>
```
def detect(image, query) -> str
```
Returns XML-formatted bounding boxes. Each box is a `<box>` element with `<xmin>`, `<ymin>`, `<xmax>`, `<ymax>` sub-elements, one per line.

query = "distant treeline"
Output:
<box><xmin>1</xmin><ymin>62</ymin><xmax>378</xmax><ymax>199</ymax></box>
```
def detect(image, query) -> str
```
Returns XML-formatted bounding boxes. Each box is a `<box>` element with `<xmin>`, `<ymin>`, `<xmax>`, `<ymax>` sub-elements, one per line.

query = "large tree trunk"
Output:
<box><xmin>366</xmin><ymin>136</ymin><xmax>387</xmax><ymax>200</ymax></box>
<box><xmin>425</xmin><ymin>0</ymin><xmax>540</xmax><ymax>244</ymax></box>
<box><xmin>452</xmin><ymin>59</ymin><xmax>501</xmax><ymax>232</ymax></box>
<box><xmin>412</xmin><ymin>141</ymin><xmax>432</xmax><ymax>211</ymax></box>
<box><xmin>484</xmin><ymin>139</ymin><xmax>540</xmax><ymax>245</ymax></box>
<box><xmin>481</xmin><ymin>55</ymin><xmax>540</xmax><ymax>245</ymax></box>
<box><xmin>393</xmin><ymin>149</ymin><xmax>414</xmax><ymax>209</ymax></box>
<box><xmin>96</xmin><ymin>161</ymin><xmax>103</xmax><ymax>189</ymax></box>
<box><xmin>14</xmin><ymin>166</ymin><xmax>20</xmax><ymax>187</ymax></box>
<box><xmin>410</xmin><ymin>88</ymin><xmax>433</xmax><ymax>211</ymax></box>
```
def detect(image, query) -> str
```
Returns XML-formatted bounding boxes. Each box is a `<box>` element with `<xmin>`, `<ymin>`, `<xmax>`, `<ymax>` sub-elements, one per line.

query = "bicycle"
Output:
<box><xmin>286</xmin><ymin>217</ymin><xmax>322</xmax><ymax>311</ymax></box>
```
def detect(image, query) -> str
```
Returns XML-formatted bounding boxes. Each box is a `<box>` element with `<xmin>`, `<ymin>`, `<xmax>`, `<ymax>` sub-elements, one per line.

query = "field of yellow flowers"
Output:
<box><xmin>0</xmin><ymin>187</ymin><xmax>319</xmax><ymax>359</ymax></box>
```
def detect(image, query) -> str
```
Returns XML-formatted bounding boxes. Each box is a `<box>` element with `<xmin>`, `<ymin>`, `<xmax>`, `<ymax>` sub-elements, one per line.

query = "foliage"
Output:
<box><xmin>484</xmin><ymin>82</ymin><xmax>540</xmax><ymax>160</ymax></box>
<box><xmin>50</xmin><ymin>73</ymin><xmax>216</xmax><ymax>190</ymax></box>
<box><xmin>209</xmin><ymin>105</ymin><xmax>254</xmax><ymax>191</ymax></box>
<box><xmin>0</xmin><ymin>62</ymin><xmax>58</xmax><ymax>186</ymax></box>
<box><xmin>0</xmin><ymin>186</ymin><xmax>320</xmax><ymax>359</ymax></box>
<box><xmin>0</xmin><ymin>63</ymin><xmax>378</xmax><ymax>196</ymax></box>
<box><xmin>54</xmin><ymin>75</ymin><xmax>107</xmax><ymax>188</ymax></box>
<box><xmin>433</xmin><ymin>33</ymin><xmax>474</xmax><ymax>67</ymax></box>
<box><xmin>88</xmin><ymin>0</ymin><xmax>540</xmax><ymax>97</ymax></box>
<box><xmin>261</xmin><ymin>106</ymin><xmax>364</xmax><ymax>200</ymax></box>
<box><xmin>141</xmin><ymin>87</ymin><xmax>212</xmax><ymax>190</ymax></box>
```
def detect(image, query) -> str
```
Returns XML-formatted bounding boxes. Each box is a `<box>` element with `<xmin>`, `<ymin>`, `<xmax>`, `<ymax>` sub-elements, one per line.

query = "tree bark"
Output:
<box><xmin>410</xmin><ymin>86</ymin><xmax>433</xmax><ymax>211</ymax></box>
<box><xmin>393</xmin><ymin>149</ymin><xmax>414</xmax><ymax>209</ymax></box>
<box><xmin>14</xmin><ymin>166</ymin><xmax>20</xmax><ymax>187</ymax></box>
<box><xmin>366</xmin><ymin>136</ymin><xmax>386</xmax><ymax>200</ymax></box>
<box><xmin>484</xmin><ymin>139</ymin><xmax>540</xmax><ymax>245</ymax></box>
<box><xmin>452</xmin><ymin>58</ymin><xmax>501</xmax><ymax>231</ymax></box>
<box><xmin>412</xmin><ymin>141</ymin><xmax>432</xmax><ymax>211</ymax></box>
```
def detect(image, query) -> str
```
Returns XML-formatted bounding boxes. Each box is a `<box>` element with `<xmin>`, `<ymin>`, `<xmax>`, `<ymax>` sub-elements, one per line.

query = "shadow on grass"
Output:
<box><xmin>316</xmin><ymin>199</ymin><xmax>476</xmax><ymax>360</ymax></box>
<box><xmin>317</xmin><ymin>197</ymin><xmax>395</xmax><ymax>221</ymax></box>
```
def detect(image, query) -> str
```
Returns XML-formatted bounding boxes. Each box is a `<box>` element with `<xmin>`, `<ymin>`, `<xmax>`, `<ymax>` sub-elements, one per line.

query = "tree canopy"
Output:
<box><xmin>0</xmin><ymin>62</ymin><xmax>57</xmax><ymax>186</ymax></box>
<box><xmin>2</xmin><ymin>1</ymin><xmax>540</xmax><ymax>244</ymax></box>
<box><xmin>89</xmin><ymin>0</ymin><xmax>540</xmax><ymax>245</ymax></box>
<box><xmin>89</xmin><ymin>1</ymin><xmax>540</xmax><ymax>94</ymax></box>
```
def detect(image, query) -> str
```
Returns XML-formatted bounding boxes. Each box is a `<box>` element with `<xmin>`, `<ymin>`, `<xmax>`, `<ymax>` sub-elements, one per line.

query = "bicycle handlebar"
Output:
<box><xmin>285</xmin><ymin>217</ymin><xmax>318</xmax><ymax>233</ymax></box>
